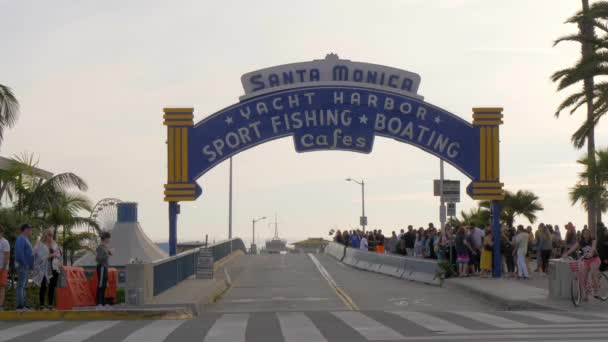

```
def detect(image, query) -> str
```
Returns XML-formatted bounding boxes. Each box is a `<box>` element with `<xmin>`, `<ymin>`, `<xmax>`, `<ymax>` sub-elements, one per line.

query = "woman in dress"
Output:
<box><xmin>480</xmin><ymin>228</ymin><xmax>493</xmax><ymax>277</ymax></box>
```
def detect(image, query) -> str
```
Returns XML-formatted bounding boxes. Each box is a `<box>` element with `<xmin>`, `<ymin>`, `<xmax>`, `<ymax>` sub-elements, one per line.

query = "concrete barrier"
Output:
<box><xmin>325</xmin><ymin>242</ymin><xmax>346</xmax><ymax>261</ymax></box>
<box><xmin>325</xmin><ymin>243</ymin><xmax>442</xmax><ymax>286</ymax></box>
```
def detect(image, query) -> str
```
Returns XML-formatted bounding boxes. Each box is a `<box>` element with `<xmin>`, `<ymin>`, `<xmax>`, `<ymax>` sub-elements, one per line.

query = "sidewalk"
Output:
<box><xmin>446</xmin><ymin>273</ymin><xmax>607</xmax><ymax>313</ymax></box>
<box><xmin>0</xmin><ymin>251</ymin><xmax>244</xmax><ymax>321</ymax></box>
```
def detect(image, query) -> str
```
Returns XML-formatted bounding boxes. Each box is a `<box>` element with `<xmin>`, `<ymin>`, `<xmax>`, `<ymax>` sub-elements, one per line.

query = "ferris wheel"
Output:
<box><xmin>89</xmin><ymin>198</ymin><xmax>122</xmax><ymax>235</ymax></box>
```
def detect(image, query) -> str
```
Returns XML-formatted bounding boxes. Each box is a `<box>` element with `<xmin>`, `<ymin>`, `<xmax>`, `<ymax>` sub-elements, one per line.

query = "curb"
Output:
<box><xmin>445</xmin><ymin>279</ymin><xmax>565</xmax><ymax>311</ymax></box>
<box><xmin>0</xmin><ymin>308</ymin><xmax>193</xmax><ymax>321</ymax></box>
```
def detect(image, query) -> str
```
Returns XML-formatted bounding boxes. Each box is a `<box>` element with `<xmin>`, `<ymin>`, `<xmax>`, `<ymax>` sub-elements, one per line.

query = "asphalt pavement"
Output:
<box><xmin>2</xmin><ymin>308</ymin><xmax>608</xmax><ymax>341</ymax></box>
<box><xmin>3</xmin><ymin>253</ymin><xmax>608</xmax><ymax>342</ymax></box>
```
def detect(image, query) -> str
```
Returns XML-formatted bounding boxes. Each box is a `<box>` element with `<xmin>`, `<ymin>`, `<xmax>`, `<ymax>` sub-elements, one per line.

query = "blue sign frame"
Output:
<box><xmin>162</xmin><ymin>81</ymin><xmax>504</xmax><ymax>277</ymax></box>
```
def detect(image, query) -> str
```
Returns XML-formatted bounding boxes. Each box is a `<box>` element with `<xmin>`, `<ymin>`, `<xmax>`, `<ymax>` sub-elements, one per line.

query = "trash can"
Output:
<box><xmin>548</xmin><ymin>259</ymin><xmax>574</xmax><ymax>299</ymax></box>
<box><xmin>127</xmin><ymin>288</ymin><xmax>143</xmax><ymax>305</ymax></box>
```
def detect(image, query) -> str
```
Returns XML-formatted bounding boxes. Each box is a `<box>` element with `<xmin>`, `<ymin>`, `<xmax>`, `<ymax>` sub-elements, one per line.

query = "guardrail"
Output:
<box><xmin>126</xmin><ymin>238</ymin><xmax>246</xmax><ymax>304</ymax></box>
<box><xmin>153</xmin><ymin>238</ymin><xmax>246</xmax><ymax>296</ymax></box>
<box><xmin>325</xmin><ymin>242</ymin><xmax>442</xmax><ymax>286</ymax></box>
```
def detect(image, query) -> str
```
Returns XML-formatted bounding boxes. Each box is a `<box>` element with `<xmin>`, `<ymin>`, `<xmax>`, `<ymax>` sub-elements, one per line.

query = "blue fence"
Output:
<box><xmin>153</xmin><ymin>238</ymin><xmax>246</xmax><ymax>296</ymax></box>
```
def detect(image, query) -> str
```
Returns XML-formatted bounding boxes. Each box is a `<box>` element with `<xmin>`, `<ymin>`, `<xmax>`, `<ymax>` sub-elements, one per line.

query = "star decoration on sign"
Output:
<box><xmin>225</xmin><ymin>116</ymin><xmax>234</xmax><ymax>125</ymax></box>
<box><xmin>434</xmin><ymin>116</ymin><xmax>441</xmax><ymax>124</ymax></box>
<box><xmin>359</xmin><ymin>114</ymin><xmax>368</xmax><ymax>124</ymax></box>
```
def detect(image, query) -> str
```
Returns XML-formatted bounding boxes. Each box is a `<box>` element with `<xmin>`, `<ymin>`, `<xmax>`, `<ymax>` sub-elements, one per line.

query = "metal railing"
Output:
<box><xmin>152</xmin><ymin>238</ymin><xmax>246</xmax><ymax>296</ymax></box>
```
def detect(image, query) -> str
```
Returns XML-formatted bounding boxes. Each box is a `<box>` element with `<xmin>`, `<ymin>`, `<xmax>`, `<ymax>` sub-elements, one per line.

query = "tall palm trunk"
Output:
<box><xmin>581</xmin><ymin>0</ymin><xmax>598</xmax><ymax>237</ymax></box>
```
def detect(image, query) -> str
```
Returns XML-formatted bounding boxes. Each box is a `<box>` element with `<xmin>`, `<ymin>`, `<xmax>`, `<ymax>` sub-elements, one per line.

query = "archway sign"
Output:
<box><xmin>163</xmin><ymin>54</ymin><xmax>505</xmax><ymax>277</ymax></box>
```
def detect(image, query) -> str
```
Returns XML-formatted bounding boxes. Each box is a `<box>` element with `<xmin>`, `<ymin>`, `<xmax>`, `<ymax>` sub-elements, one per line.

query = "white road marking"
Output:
<box><xmin>278</xmin><ymin>312</ymin><xmax>328</xmax><ymax>342</ymax></box>
<box><xmin>0</xmin><ymin>322</ymin><xmax>61</xmax><ymax>342</ymax></box>
<box><xmin>509</xmin><ymin>311</ymin><xmax>581</xmax><ymax>323</ymax></box>
<box><xmin>308</xmin><ymin>253</ymin><xmax>358</xmax><ymax>310</ymax></box>
<box><xmin>203</xmin><ymin>313</ymin><xmax>248</xmax><ymax>342</ymax></box>
<box><xmin>390</xmin><ymin>311</ymin><xmax>470</xmax><ymax>333</ymax></box>
<box><xmin>332</xmin><ymin>311</ymin><xmax>404</xmax><ymax>340</ymax></box>
<box><xmin>584</xmin><ymin>312</ymin><xmax>608</xmax><ymax>319</ymax></box>
<box><xmin>437</xmin><ymin>326</ymin><xmax>608</xmax><ymax>335</ymax></box>
<box><xmin>41</xmin><ymin>321</ymin><xmax>119</xmax><ymax>342</ymax></box>
<box><xmin>122</xmin><ymin>320</ymin><xmax>186</xmax><ymax>342</ymax></box>
<box><xmin>457</xmin><ymin>311</ymin><xmax>528</xmax><ymax>328</ymax></box>
<box><xmin>396</xmin><ymin>332</ymin><xmax>608</xmax><ymax>341</ymax></box>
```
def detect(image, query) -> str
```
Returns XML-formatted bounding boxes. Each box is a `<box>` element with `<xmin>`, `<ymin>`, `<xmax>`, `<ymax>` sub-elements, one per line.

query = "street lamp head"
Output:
<box><xmin>345</xmin><ymin>178</ymin><xmax>352</xmax><ymax>182</ymax></box>
<box><xmin>261</xmin><ymin>216</ymin><xmax>267</xmax><ymax>220</ymax></box>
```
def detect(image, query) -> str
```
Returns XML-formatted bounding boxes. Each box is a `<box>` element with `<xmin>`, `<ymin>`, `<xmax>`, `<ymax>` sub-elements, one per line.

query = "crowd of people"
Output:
<box><xmin>333</xmin><ymin>221</ymin><xmax>608</xmax><ymax>282</ymax></box>
<box><xmin>0</xmin><ymin>223</ymin><xmax>113</xmax><ymax>311</ymax></box>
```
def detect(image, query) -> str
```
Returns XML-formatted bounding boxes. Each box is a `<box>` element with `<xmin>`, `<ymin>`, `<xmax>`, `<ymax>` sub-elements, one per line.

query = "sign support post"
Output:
<box><xmin>169</xmin><ymin>202</ymin><xmax>178</xmax><ymax>256</ymax></box>
<box><xmin>163</xmin><ymin>107</ymin><xmax>198</xmax><ymax>256</ymax></box>
<box><xmin>491</xmin><ymin>200</ymin><xmax>502</xmax><ymax>277</ymax></box>
<box><xmin>470</xmin><ymin>107</ymin><xmax>505</xmax><ymax>278</ymax></box>
<box><xmin>439</xmin><ymin>160</ymin><xmax>446</xmax><ymax>231</ymax></box>
<box><xmin>229</xmin><ymin>157</ymin><xmax>233</xmax><ymax>253</ymax></box>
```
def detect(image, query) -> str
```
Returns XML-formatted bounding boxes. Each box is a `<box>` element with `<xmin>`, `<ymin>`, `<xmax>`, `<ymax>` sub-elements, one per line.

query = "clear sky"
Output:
<box><xmin>1</xmin><ymin>0</ymin><xmax>607</xmax><ymax>245</ymax></box>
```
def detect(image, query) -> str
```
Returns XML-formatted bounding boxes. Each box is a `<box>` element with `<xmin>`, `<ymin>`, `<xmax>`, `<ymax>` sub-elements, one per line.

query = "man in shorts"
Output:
<box><xmin>0</xmin><ymin>225</ymin><xmax>10</xmax><ymax>311</ymax></box>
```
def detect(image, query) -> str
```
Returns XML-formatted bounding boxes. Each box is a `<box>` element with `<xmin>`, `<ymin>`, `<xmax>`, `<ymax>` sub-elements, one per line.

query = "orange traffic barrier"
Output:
<box><xmin>56</xmin><ymin>266</ymin><xmax>95</xmax><ymax>310</ymax></box>
<box><xmin>88</xmin><ymin>268</ymin><xmax>118</xmax><ymax>304</ymax></box>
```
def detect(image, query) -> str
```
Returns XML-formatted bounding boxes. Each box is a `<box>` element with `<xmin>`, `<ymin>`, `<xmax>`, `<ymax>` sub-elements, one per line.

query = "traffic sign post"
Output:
<box><xmin>447</xmin><ymin>202</ymin><xmax>456</xmax><ymax>217</ymax></box>
<box><xmin>360</xmin><ymin>216</ymin><xmax>367</xmax><ymax>227</ymax></box>
<box><xmin>434</xmin><ymin>180</ymin><xmax>460</xmax><ymax>203</ymax></box>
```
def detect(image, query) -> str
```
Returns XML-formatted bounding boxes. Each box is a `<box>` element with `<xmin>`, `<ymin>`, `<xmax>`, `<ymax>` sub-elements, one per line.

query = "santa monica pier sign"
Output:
<box><xmin>162</xmin><ymin>54</ymin><xmax>505</xmax><ymax>258</ymax></box>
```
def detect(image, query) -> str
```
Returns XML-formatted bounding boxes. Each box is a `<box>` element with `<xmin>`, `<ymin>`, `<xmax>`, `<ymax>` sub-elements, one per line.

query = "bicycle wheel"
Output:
<box><xmin>571</xmin><ymin>276</ymin><xmax>582</xmax><ymax>306</ymax></box>
<box><xmin>596</xmin><ymin>272</ymin><xmax>608</xmax><ymax>301</ymax></box>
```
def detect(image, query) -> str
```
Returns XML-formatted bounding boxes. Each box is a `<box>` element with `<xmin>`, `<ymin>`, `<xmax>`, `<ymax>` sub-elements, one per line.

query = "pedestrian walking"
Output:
<box><xmin>359</xmin><ymin>233</ymin><xmax>368</xmax><ymax>251</ymax></box>
<box><xmin>32</xmin><ymin>229</ymin><xmax>61</xmax><ymax>310</ymax></box>
<box><xmin>404</xmin><ymin>226</ymin><xmax>415</xmax><ymax>256</ymax></box>
<box><xmin>455</xmin><ymin>227</ymin><xmax>473</xmax><ymax>277</ymax></box>
<box><xmin>514</xmin><ymin>225</ymin><xmax>530</xmax><ymax>279</ymax></box>
<box><xmin>0</xmin><ymin>225</ymin><xmax>9</xmax><ymax>311</ymax></box>
<box><xmin>538</xmin><ymin>224</ymin><xmax>553</xmax><ymax>275</ymax></box>
<box><xmin>502</xmin><ymin>226</ymin><xmax>516</xmax><ymax>277</ymax></box>
<box><xmin>96</xmin><ymin>232</ymin><xmax>113</xmax><ymax>308</ymax></box>
<box><xmin>387</xmin><ymin>231</ymin><xmax>398</xmax><ymax>254</ymax></box>
<box><xmin>15</xmin><ymin>223</ymin><xmax>34</xmax><ymax>310</ymax></box>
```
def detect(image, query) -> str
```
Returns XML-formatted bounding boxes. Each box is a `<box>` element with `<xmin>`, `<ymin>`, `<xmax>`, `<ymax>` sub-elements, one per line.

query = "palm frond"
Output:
<box><xmin>0</xmin><ymin>84</ymin><xmax>20</xmax><ymax>143</ymax></box>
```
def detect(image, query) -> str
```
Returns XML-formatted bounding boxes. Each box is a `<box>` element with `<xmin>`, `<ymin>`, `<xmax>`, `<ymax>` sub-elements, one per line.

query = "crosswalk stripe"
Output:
<box><xmin>390</xmin><ymin>311</ymin><xmax>470</xmax><ymax>333</ymax></box>
<box><xmin>397</xmin><ymin>332</ymin><xmax>608</xmax><ymax>341</ymax></box>
<box><xmin>0</xmin><ymin>321</ymin><xmax>62</xmax><ymax>342</ymax></box>
<box><xmin>40</xmin><ymin>321</ymin><xmax>119</xmax><ymax>342</ymax></box>
<box><xmin>122</xmin><ymin>320</ymin><xmax>186</xmax><ymax>342</ymax></box>
<box><xmin>332</xmin><ymin>311</ymin><xmax>404</xmax><ymax>340</ymax></box>
<box><xmin>509</xmin><ymin>311</ymin><xmax>581</xmax><ymax>323</ymax></box>
<box><xmin>277</xmin><ymin>312</ymin><xmax>327</xmax><ymax>342</ymax></box>
<box><xmin>585</xmin><ymin>312</ymin><xmax>608</xmax><ymax>319</ymax></box>
<box><xmin>456</xmin><ymin>311</ymin><xmax>528</xmax><ymax>328</ymax></box>
<box><xmin>203</xmin><ymin>313</ymin><xmax>248</xmax><ymax>342</ymax></box>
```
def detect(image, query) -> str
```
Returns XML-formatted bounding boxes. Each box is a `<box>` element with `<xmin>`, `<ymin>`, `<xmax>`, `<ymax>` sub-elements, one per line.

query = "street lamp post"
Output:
<box><xmin>251</xmin><ymin>216</ymin><xmax>266</xmax><ymax>254</ymax></box>
<box><xmin>346</xmin><ymin>178</ymin><xmax>366</xmax><ymax>232</ymax></box>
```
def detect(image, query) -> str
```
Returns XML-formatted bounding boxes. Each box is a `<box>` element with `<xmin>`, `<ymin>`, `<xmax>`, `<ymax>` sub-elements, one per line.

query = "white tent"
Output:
<box><xmin>74</xmin><ymin>202</ymin><xmax>167</xmax><ymax>267</ymax></box>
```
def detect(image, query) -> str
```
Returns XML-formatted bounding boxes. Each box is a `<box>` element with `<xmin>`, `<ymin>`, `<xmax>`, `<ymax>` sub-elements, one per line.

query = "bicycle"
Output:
<box><xmin>566</xmin><ymin>257</ymin><xmax>608</xmax><ymax>306</ymax></box>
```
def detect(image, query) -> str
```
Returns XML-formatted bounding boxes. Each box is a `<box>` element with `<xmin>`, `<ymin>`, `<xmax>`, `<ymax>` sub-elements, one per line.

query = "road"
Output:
<box><xmin>2</xmin><ymin>253</ymin><xmax>608</xmax><ymax>342</ymax></box>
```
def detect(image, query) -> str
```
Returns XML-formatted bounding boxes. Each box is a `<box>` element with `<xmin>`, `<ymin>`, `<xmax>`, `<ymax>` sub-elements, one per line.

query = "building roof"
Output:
<box><xmin>291</xmin><ymin>238</ymin><xmax>331</xmax><ymax>246</ymax></box>
<box><xmin>74</xmin><ymin>203</ymin><xmax>167</xmax><ymax>267</ymax></box>
<box><xmin>0</xmin><ymin>156</ymin><xmax>53</xmax><ymax>179</ymax></box>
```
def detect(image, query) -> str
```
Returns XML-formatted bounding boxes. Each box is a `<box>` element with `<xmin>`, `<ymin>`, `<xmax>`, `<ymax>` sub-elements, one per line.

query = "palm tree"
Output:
<box><xmin>0</xmin><ymin>84</ymin><xmax>19</xmax><ymax>145</ymax></box>
<box><xmin>480</xmin><ymin>190</ymin><xmax>543</xmax><ymax>228</ymax></box>
<box><xmin>456</xmin><ymin>207</ymin><xmax>490</xmax><ymax>227</ymax></box>
<box><xmin>59</xmin><ymin>230</ymin><xmax>97</xmax><ymax>265</ymax></box>
<box><xmin>553</xmin><ymin>0</ymin><xmax>607</xmax><ymax>236</ymax></box>
<box><xmin>570</xmin><ymin>148</ymin><xmax>608</xmax><ymax>223</ymax></box>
